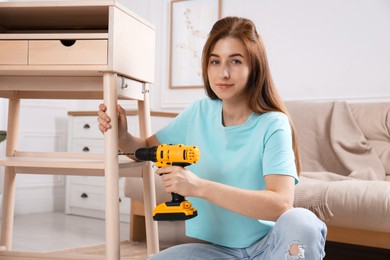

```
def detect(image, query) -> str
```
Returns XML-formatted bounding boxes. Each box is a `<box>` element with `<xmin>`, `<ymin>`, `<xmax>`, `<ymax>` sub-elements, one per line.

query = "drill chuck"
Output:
<box><xmin>134</xmin><ymin>147</ymin><xmax>158</xmax><ymax>162</ymax></box>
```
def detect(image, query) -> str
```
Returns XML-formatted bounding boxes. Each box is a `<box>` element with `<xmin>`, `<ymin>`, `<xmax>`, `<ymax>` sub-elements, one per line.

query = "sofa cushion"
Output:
<box><xmin>327</xmin><ymin>179</ymin><xmax>390</xmax><ymax>233</ymax></box>
<box><xmin>369</xmin><ymin>140</ymin><xmax>390</xmax><ymax>175</ymax></box>
<box><xmin>349</xmin><ymin>103</ymin><xmax>390</xmax><ymax>142</ymax></box>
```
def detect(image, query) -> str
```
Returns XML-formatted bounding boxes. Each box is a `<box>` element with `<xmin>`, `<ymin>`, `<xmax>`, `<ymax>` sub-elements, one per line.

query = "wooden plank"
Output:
<box><xmin>110</xmin><ymin>6</ymin><xmax>155</xmax><ymax>83</ymax></box>
<box><xmin>0</xmin><ymin>76</ymin><xmax>103</xmax><ymax>92</ymax></box>
<box><xmin>0</xmin><ymin>151</ymin><xmax>145</xmax><ymax>175</ymax></box>
<box><xmin>0</xmin><ymin>1</ymin><xmax>114</xmax><ymax>8</ymax></box>
<box><xmin>0</xmin><ymin>33</ymin><xmax>108</xmax><ymax>40</ymax></box>
<box><xmin>327</xmin><ymin>225</ymin><xmax>390</xmax><ymax>249</ymax></box>
<box><xmin>0</xmin><ymin>41</ymin><xmax>28</xmax><ymax>64</ymax></box>
<box><xmin>0</xmin><ymin>66</ymin><xmax>108</xmax><ymax>76</ymax></box>
<box><xmin>68</xmin><ymin>110</ymin><xmax>178</xmax><ymax>118</ymax></box>
<box><xmin>0</xmin><ymin>156</ymin><xmax>141</xmax><ymax>170</ymax></box>
<box><xmin>130</xmin><ymin>199</ymin><xmax>146</xmax><ymax>241</ymax></box>
<box><xmin>12</xmin><ymin>165</ymin><xmax>143</xmax><ymax>178</ymax></box>
<box><xmin>11</xmin><ymin>91</ymin><xmax>104</xmax><ymax>100</ymax></box>
<box><xmin>0</xmin><ymin>3</ymin><xmax>111</xmax><ymax>34</ymax></box>
<box><xmin>0</xmin><ymin>250</ymin><xmax>104</xmax><ymax>260</ymax></box>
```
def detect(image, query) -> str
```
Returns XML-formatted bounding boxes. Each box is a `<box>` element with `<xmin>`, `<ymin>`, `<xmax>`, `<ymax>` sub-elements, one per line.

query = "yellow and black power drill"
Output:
<box><xmin>132</xmin><ymin>144</ymin><xmax>200</xmax><ymax>221</ymax></box>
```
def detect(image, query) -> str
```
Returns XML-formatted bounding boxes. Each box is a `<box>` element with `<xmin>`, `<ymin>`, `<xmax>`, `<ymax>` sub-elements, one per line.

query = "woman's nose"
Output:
<box><xmin>220</xmin><ymin>64</ymin><xmax>230</xmax><ymax>79</ymax></box>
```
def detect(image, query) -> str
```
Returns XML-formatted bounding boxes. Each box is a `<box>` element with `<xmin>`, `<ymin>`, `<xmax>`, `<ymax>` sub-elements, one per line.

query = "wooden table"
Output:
<box><xmin>0</xmin><ymin>1</ymin><xmax>159</xmax><ymax>259</ymax></box>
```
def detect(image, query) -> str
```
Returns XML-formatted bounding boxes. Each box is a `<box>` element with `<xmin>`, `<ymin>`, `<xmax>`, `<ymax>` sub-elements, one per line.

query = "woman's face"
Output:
<box><xmin>207</xmin><ymin>37</ymin><xmax>250</xmax><ymax>103</ymax></box>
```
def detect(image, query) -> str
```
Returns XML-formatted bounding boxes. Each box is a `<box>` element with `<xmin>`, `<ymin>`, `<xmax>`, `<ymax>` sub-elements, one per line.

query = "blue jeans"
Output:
<box><xmin>148</xmin><ymin>208</ymin><xmax>327</xmax><ymax>260</ymax></box>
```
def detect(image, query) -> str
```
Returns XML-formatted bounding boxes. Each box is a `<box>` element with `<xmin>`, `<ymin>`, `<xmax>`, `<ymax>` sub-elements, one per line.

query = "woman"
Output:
<box><xmin>98</xmin><ymin>16</ymin><xmax>327</xmax><ymax>259</ymax></box>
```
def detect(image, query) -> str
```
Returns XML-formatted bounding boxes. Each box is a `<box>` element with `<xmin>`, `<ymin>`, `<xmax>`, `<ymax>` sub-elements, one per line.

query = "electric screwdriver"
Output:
<box><xmin>131</xmin><ymin>144</ymin><xmax>200</xmax><ymax>221</ymax></box>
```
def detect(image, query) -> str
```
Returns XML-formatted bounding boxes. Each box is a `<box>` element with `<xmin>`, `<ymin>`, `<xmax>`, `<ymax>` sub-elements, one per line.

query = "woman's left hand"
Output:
<box><xmin>156</xmin><ymin>166</ymin><xmax>202</xmax><ymax>197</ymax></box>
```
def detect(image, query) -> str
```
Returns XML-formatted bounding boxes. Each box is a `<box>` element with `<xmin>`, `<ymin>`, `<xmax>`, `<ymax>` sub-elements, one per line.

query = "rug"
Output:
<box><xmin>51</xmin><ymin>241</ymin><xmax>148</xmax><ymax>260</ymax></box>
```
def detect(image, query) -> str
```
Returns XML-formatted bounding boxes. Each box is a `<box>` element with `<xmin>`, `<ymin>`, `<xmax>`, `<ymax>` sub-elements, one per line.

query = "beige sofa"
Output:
<box><xmin>124</xmin><ymin>101</ymin><xmax>390</xmax><ymax>249</ymax></box>
<box><xmin>286</xmin><ymin>101</ymin><xmax>390</xmax><ymax>249</ymax></box>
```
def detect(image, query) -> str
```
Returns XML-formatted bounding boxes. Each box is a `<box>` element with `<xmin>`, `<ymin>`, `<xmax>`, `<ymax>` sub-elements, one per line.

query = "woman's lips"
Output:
<box><xmin>216</xmin><ymin>83</ymin><xmax>234</xmax><ymax>89</ymax></box>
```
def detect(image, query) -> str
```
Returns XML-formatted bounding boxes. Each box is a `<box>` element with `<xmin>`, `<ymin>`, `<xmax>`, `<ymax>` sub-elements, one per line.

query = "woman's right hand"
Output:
<box><xmin>97</xmin><ymin>103</ymin><xmax>128</xmax><ymax>141</ymax></box>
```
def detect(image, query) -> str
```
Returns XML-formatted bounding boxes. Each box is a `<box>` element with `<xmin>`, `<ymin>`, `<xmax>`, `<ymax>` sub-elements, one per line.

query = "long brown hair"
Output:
<box><xmin>202</xmin><ymin>16</ymin><xmax>301</xmax><ymax>174</ymax></box>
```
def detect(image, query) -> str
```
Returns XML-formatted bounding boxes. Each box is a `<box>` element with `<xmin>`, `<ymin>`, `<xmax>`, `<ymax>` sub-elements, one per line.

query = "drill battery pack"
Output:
<box><xmin>153</xmin><ymin>200</ymin><xmax>198</xmax><ymax>221</ymax></box>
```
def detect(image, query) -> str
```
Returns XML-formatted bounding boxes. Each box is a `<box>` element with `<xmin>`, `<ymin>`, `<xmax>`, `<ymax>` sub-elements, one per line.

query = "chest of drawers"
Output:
<box><xmin>66</xmin><ymin>114</ymin><xmax>132</xmax><ymax>222</ymax></box>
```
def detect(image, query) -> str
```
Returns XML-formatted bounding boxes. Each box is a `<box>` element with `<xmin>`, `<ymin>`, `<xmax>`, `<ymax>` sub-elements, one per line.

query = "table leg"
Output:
<box><xmin>103</xmin><ymin>73</ymin><xmax>120</xmax><ymax>260</ymax></box>
<box><xmin>138</xmin><ymin>83</ymin><xmax>159</xmax><ymax>255</ymax></box>
<box><xmin>0</xmin><ymin>98</ymin><xmax>20</xmax><ymax>250</ymax></box>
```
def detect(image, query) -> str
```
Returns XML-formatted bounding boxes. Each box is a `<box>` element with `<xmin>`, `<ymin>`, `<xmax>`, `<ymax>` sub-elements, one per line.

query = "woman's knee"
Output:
<box><xmin>276</xmin><ymin>208</ymin><xmax>327</xmax><ymax>239</ymax></box>
<box><xmin>272</xmin><ymin>208</ymin><xmax>327</xmax><ymax>259</ymax></box>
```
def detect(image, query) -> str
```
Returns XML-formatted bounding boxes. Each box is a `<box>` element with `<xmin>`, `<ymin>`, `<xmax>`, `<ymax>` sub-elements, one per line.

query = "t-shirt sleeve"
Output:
<box><xmin>262</xmin><ymin>114</ymin><xmax>299</xmax><ymax>184</ymax></box>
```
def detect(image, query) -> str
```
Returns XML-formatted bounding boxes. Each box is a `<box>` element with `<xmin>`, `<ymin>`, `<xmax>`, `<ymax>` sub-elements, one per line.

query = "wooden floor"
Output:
<box><xmin>325</xmin><ymin>241</ymin><xmax>390</xmax><ymax>260</ymax></box>
<box><xmin>3</xmin><ymin>212</ymin><xmax>390</xmax><ymax>259</ymax></box>
<box><xmin>7</xmin><ymin>212</ymin><xmax>130</xmax><ymax>252</ymax></box>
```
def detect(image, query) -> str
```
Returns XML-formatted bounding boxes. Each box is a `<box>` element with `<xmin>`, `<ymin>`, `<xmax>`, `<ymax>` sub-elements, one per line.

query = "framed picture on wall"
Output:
<box><xmin>169</xmin><ymin>0</ymin><xmax>221</xmax><ymax>89</ymax></box>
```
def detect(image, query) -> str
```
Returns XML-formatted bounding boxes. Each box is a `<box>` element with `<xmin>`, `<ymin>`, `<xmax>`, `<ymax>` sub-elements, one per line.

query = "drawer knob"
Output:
<box><xmin>81</xmin><ymin>193</ymin><xmax>88</xmax><ymax>198</ymax></box>
<box><xmin>82</xmin><ymin>146</ymin><xmax>90</xmax><ymax>152</ymax></box>
<box><xmin>60</xmin><ymin>40</ymin><xmax>76</xmax><ymax>47</ymax></box>
<box><xmin>119</xmin><ymin>198</ymin><xmax>122</xmax><ymax>203</ymax></box>
<box><xmin>83</xmin><ymin>124</ymin><xmax>90</xmax><ymax>129</ymax></box>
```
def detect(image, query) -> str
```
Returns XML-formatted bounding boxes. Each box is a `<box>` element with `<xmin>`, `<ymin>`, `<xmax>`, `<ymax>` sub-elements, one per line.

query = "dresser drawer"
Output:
<box><xmin>70</xmin><ymin>183</ymin><xmax>129</xmax><ymax>213</ymax></box>
<box><xmin>71</xmin><ymin>116</ymin><xmax>102</xmax><ymax>139</ymax></box>
<box><xmin>70</xmin><ymin>184</ymin><xmax>105</xmax><ymax>211</ymax></box>
<box><xmin>29</xmin><ymin>39</ymin><xmax>108</xmax><ymax>65</ymax></box>
<box><xmin>0</xmin><ymin>40</ymin><xmax>28</xmax><ymax>65</ymax></box>
<box><xmin>71</xmin><ymin>138</ymin><xmax>104</xmax><ymax>153</ymax></box>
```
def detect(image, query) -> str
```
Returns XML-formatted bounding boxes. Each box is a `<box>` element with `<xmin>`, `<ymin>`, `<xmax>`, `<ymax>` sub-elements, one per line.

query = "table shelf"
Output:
<box><xmin>0</xmin><ymin>151</ymin><xmax>145</xmax><ymax>177</ymax></box>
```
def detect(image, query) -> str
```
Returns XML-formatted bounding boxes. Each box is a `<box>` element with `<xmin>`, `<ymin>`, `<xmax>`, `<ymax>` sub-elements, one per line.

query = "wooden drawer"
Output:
<box><xmin>29</xmin><ymin>39</ymin><xmax>108</xmax><ymax>65</ymax></box>
<box><xmin>0</xmin><ymin>40</ymin><xmax>28</xmax><ymax>65</ymax></box>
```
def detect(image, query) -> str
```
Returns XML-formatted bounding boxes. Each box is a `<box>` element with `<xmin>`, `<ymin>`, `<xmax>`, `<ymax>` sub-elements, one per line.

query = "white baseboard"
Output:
<box><xmin>15</xmin><ymin>197</ymin><xmax>65</xmax><ymax>215</ymax></box>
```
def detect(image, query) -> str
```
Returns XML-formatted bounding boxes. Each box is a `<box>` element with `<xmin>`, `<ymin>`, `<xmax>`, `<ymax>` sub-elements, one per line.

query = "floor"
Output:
<box><xmin>325</xmin><ymin>241</ymin><xmax>390</xmax><ymax>260</ymax></box>
<box><xmin>9</xmin><ymin>212</ymin><xmax>130</xmax><ymax>252</ymax></box>
<box><xmin>5</xmin><ymin>212</ymin><xmax>390</xmax><ymax>259</ymax></box>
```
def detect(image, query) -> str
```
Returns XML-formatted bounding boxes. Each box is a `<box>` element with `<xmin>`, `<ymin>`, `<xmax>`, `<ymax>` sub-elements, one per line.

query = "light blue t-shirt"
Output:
<box><xmin>155</xmin><ymin>98</ymin><xmax>298</xmax><ymax>248</ymax></box>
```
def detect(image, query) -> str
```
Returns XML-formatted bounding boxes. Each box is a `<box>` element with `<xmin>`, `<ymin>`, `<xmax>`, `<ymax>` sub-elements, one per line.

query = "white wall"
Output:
<box><xmin>222</xmin><ymin>0</ymin><xmax>390</xmax><ymax>101</ymax></box>
<box><xmin>148</xmin><ymin>0</ymin><xmax>390</xmax><ymax>111</ymax></box>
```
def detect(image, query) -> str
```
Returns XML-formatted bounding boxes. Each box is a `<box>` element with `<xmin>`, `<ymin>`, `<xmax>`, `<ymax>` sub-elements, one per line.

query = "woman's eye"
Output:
<box><xmin>231</xmin><ymin>59</ymin><xmax>242</xmax><ymax>64</ymax></box>
<box><xmin>210</xmin><ymin>60</ymin><xmax>219</xmax><ymax>65</ymax></box>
